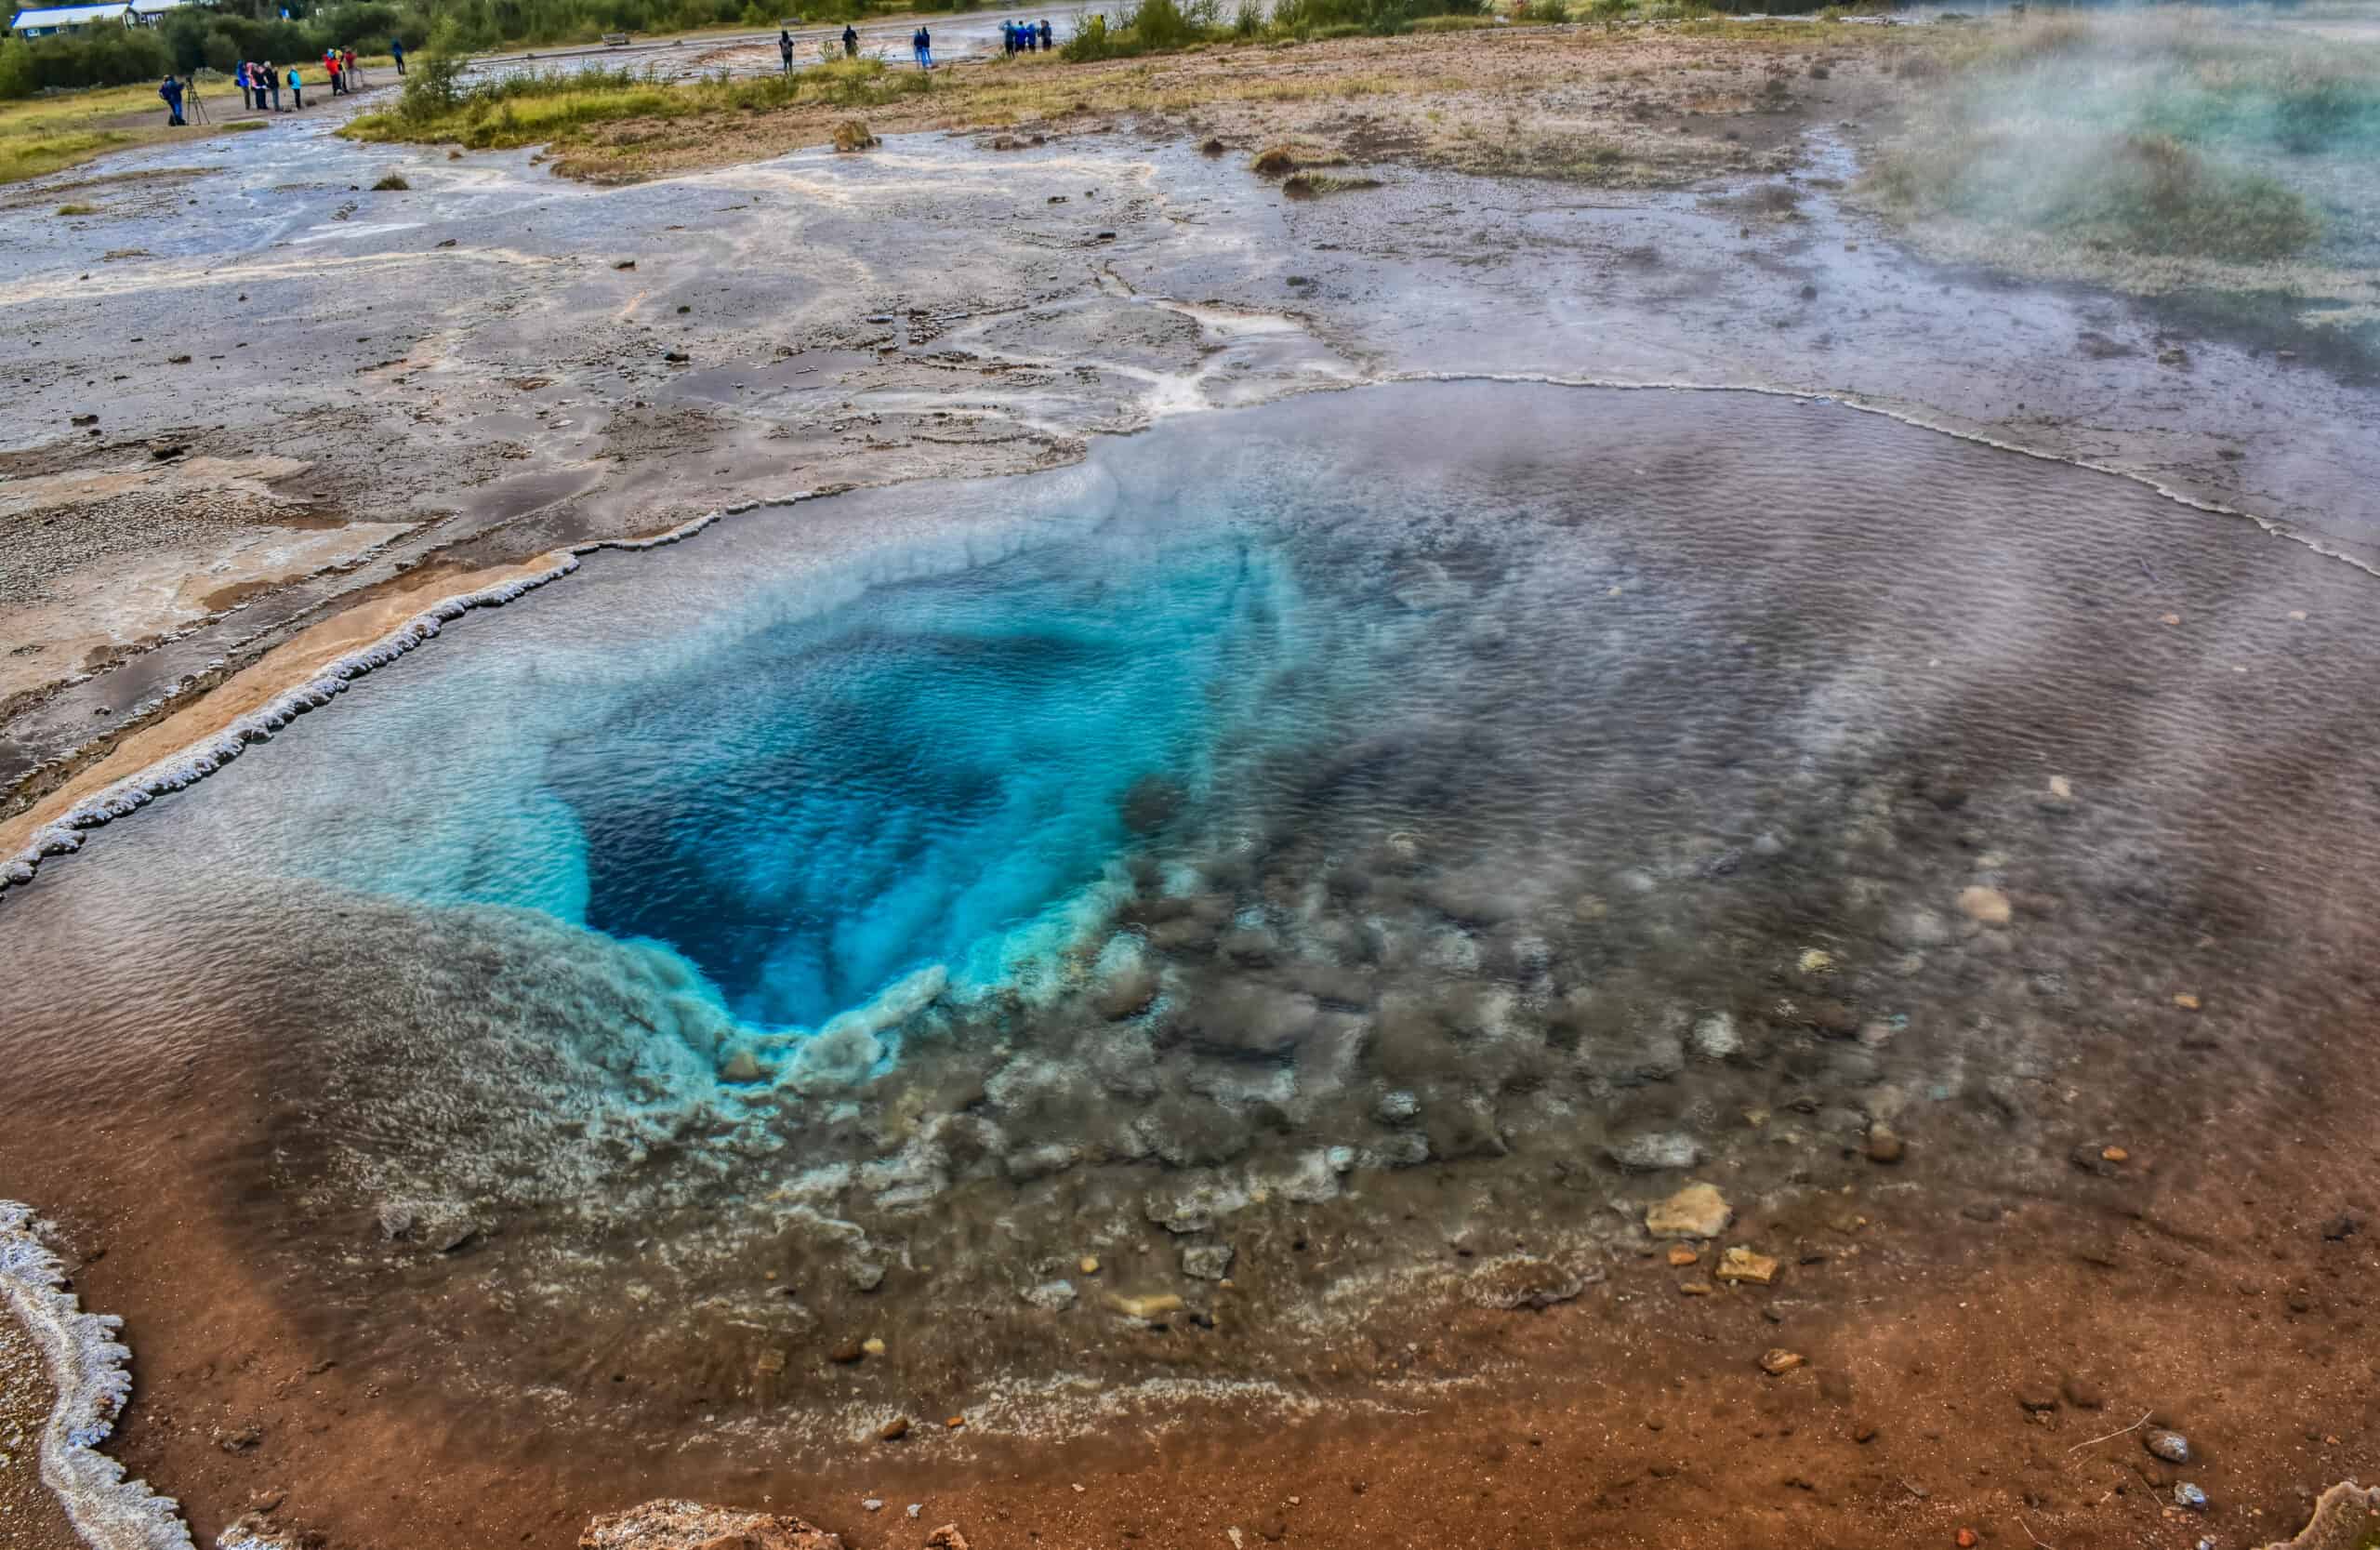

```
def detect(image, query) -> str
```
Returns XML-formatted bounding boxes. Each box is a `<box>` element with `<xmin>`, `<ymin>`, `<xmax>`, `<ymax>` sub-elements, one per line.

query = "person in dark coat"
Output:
<box><xmin>842</xmin><ymin>22</ymin><xmax>858</xmax><ymax>57</ymax></box>
<box><xmin>159</xmin><ymin>73</ymin><xmax>186</xmax><ymax>126</ymax></box>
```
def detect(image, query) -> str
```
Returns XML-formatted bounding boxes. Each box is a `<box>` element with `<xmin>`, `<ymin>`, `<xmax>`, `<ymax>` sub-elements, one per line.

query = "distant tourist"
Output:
<box><xmin>842</xmin><ymin>22</ymin><xmax>858</xmax><ymax>57</ymax></box>
<box><xmin>1001</xmin><ymin>19</ymin><xmax>1015</xmax><ymax>53</ymax></box>
<box><xmin>324</xmin><ymin>48</ymin><xmax>343</xmax><ymax>93</ymax></box>
<box><xmin>344</xmin><ymin>47</ymin><xmax>360</xmax><ymax>87</ymax></box>
<box><xmin>1038</xmin><ymin>18</ymin><xmax>1052</xmax><ymax>47</ymax></box>
<box><xmin>232</xmin><ymin>60</ymin><xmax>249</xmax><ymax>110</ymax></box>
<box><xmin>264</xmin><ymin>60</ymin><xmax>281</xmax><ymax>112</ymax></box>
<box><xmin>391</xmin><ymin>36</ymin><xmax>406</xmax><ymax>75</ymax></box>
<box><xmin>287</xmin><ymin>63</ymin><xmax>304</xmax><ymax>110</ymax></box>
<box><xmin>779</xmin><ymin>28</ymin><xmax>794</xmax><ymax>71</ymax></box>
<box><xmin>159</xmin><ymin>73</ymin><xmax>186</xmax><ymax>126</ymax></box>
<box><xmin>913</xmin><ymin>23</ymin><xmax>932</xmax><ymax>68</ymax></box>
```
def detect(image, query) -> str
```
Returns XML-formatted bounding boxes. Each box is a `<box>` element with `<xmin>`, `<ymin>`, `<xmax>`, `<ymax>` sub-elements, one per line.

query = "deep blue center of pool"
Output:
<box><xmin>541</xmin><ymin>535</ymin><xmax>1300</xmax><ymax>1029</ymax></box>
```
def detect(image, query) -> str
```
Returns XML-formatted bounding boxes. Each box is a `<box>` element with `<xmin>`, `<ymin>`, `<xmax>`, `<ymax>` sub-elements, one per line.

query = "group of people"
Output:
<box><xmin>1002</xmin><ymin>18</ymin><xmax>1055</xmax><ymax>53</ymax></box>
<box><xmin>770</xmin><ymin>19</ymin><xmax>1048</xmax><ymax>75</ymax></box>
<box><xmin>222</xmin><ymin>48</ymin><xmax>359</xmax><ymax>114</ymax></box>
<box><xmin>161</xmin><ymin>41</ymin><xmax>404</xmax><ymax>126</ymax></box>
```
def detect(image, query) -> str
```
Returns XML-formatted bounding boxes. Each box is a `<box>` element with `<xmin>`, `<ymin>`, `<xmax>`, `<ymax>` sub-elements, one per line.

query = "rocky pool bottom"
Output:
<box><xmin>2</xmin><ymin>382</ymin><xmax>2377</xmax><ymax>1481</ymax></box>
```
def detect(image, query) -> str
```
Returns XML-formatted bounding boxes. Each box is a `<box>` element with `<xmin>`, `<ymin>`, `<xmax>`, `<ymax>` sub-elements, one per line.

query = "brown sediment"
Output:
<box><xmin>0</xmin><ymin>1305</ymin><xmax>83</xmax><ymax>1550</ymax></box>
<box><xmin>7</xmin><ymin>1062</ymin><xmax>2373</xmax><ymax>1550</ymax></box>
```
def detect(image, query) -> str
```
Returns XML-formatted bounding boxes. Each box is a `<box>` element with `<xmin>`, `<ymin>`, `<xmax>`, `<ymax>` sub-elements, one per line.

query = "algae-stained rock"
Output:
<box><xmin>581</xmin><ymin>1499</ymin><xmax>843</xmax><ymax>1550</ymax></box>
<box><xmin>1645</xmin><ymin>1182</ymin><xmax>1732</xmax><ymax>1239</ymax></box>
<box><xmin>1714</xmin><ymin>1246</ymin><xmax>1780</xmax><ymax>1286</ymax></box>
<box><xmin>1464</xmin><ymin>1253</ymin><xmax>1593</xmax><ymax>1310</ymax></box>
<box><xmin>2254</xmin><ymin>1482</ymin><xmax>2380</xmax><ymax>1550</ymax></box>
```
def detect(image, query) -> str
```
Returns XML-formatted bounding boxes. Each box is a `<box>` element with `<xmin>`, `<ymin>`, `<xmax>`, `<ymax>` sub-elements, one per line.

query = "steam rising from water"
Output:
<box><xmin>4</xmin><ymin>380</ymin><xmax>2376</xmax><ymax>1442</ymax></box>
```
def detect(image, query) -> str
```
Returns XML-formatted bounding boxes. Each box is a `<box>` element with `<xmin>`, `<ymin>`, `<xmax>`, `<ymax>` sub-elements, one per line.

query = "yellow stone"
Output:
<box><xmin>1759</xmin><ymin>1348</ymin><xmax>1806</xmax><ymax>1375</ymax></box>
<box><xmin>861</xmin><ymin>1337</ymin><xmax>886</xmax><ymax>1357</ymax></box>
<box><xmin>2101</xmin><ymin>1146</ymin><xmax>2129</xmax><ymax>1164</ymax></box>
<box><xmin>1957</xmin><ymin>885</ymin><xmax>2013</xmax><ymax>925</ymax></box>
<box><xmin>2048</xmin><ymin>775</ymin><xmax>2072</xmax><ymax>800</ymax></box>
<box><xmin>1798</xmin><ymin>948</ymin><xmax>1834</xmax><ymax>974</ymax></box>
<box><xmin>1679</xmin><ymin>1280</ymin><xmax>1714</xmax><ymax>1296</ymax></box>
<box><xmin>2174</xmin><ymin>992</ymin><xmax>2201</xmax><ymax>1011</ymax></box>
<box><xmin>1079</xmin><ymin>1256</ymin><xmax>1101</xmax><ymax>1276</ymax></box>
<box><xmin>1107</xmin><ymin>1292</ymin><xmax>1185</xmax><ymax>1320</ymax></box>
<box><xmin>1715</xmin><ymin>1247</ymin><xmax>1781</xmax><ymax>1286</ymax></box>
<box><xmin>1646</xmin><ymin>1183</ymin><xmax>1732</xmax><ymax>1239</ymax></box>
<box><xmin>1667</xmin><ymin>1245</ymin><xmax>1700</xmax><ymax>1267</ymax></box>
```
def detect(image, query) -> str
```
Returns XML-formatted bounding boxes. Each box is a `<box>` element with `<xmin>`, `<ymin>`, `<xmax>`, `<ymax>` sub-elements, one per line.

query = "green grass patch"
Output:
<box><xmin>347</xmin><ymin>53</ymin><xmax>929</xmax><ymax>151</ymax></box>
<box><xmin>0</xmin><ymin>128</ymin><xmax>135</xmax><ymax>186</ymax></box>
<box><xmin>54</xmin><ymin>201</ymin><xmax>99</xmax><ymax>215</ymax></box>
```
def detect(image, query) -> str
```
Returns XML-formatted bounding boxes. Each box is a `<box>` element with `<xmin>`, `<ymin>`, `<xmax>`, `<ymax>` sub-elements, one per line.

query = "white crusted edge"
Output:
<box><xmin>0</xmin><ymin>504</ymin><xmax>782</xmax><ymax>901</ymax></box>
<box><xmin>0</xmin><ymin>1200</ymin><xmax>195</xmax><ymax>1550</ymax></box>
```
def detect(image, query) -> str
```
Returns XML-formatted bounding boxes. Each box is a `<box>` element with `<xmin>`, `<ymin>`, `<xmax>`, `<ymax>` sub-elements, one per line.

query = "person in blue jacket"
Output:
<box><xmin>391</xmin><ymin>37</ymin><xmax>406</xmax><ymax>74</ymax></box>
<box><xmin>1038</xmin><ymin>18</ymin><xmax>1051</xmax><ymax>47</ymax></box>
<box><xmin>158</xmin><ymin>73</ymin><xmax>186</xmax><ymax>126</ymax></box>
<box><xmin>287</xmin><ymin>63</ymin><xmax>304</xmax><ymax>110</ymax></box>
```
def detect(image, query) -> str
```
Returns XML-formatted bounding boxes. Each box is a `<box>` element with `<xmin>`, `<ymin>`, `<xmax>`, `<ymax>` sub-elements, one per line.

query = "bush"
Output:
<box><xmin>397</xmin><ymin>51</ymin><xmax>468</xmax><ymax>120</ymax></box>
<box><xmin>0</xmin><ymin>27</ymin><xmax>170</xmax><ymax>97</ymax></box>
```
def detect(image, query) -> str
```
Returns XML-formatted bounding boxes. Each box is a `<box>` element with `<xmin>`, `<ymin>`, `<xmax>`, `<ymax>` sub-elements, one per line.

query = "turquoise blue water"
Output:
<box><xmin>542</xmin><ymin>533</ymin><xmax>1312</xmax><ymax>1029</ymax></box>
<box><xmin>8</xmin><ymin>382</ymin><xmax>2380</xmax><ymax>1441</ymax></box>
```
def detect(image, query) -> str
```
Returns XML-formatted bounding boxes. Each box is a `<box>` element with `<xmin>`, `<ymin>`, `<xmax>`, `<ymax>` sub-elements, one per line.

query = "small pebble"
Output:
<box><xmin>2147</xmin><ymin>1429</ymin><xmax>2190</xmax><ymax>1464</ymax></box>
<box><xmin>863</xmin><ymin>1499</ymin><xmax>884</xmax><ymax>1513</ymax></box>
<box><xmin>2175</xmin><ymin>1482</ymin><xmax>2209</xmax><ymax>1511</ymax></box>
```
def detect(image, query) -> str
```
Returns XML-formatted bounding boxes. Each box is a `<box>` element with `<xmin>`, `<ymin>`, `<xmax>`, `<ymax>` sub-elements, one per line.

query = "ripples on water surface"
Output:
<box><xmin>5</xmin><ymin>381</ymin><xmax>2376</xmax><ymax>1441</ymax></box>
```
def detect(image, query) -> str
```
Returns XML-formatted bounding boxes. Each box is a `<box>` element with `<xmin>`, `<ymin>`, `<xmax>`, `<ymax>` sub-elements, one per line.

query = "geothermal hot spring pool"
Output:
<box><xmin>5</xmin><ymin>380</ymin><xmax>2378</xmax><ymax>1454</ymax></box>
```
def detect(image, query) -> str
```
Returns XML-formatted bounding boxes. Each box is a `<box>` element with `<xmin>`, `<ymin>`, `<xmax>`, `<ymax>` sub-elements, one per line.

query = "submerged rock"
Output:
<box><xmin>1180</xmin><ymin>980</ymin><xmax>1317</xmax><ymax>1055</ymax></box>
<box><xmin>1093</xmin><ymin>960</ymin><xmax>1162</xmax><ymax>1020</ymax></box>
<box><xmin>1646</xmin><ymin>1183</ymin><xmax>1732</xmax><ymax>1239</ymax></box>
<box><xmin>1606</xmin><ymin>1130</ymin><xmax>1704</xmax><ymax>1172</ymax></box>
<box><xmin>579</xmin><ymin>1500</ymin><xmax>842</xmax><ymax>1550</ymax></box>
<box><xmin>1132</xmin><ymin>1093</ymin><xmax>1253</xmax><ymax>1168</ymax></box>
<box><xmin>1022</xmin><ymin>1278</ymin><xmax>1078</xmax><ymax>1311</ymax></box>
<box><xmin>1180</xmin><ymin>1243</ymin><xmax>1236</xmax><ymax>1280</ymax></box>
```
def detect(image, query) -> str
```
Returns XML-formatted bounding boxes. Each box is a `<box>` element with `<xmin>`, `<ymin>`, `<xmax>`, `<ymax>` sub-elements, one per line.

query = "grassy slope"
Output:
<box><xmin>346</xmin><ymin>20</ymin><xmax>1891</xmax><ymax>187</ymax></box>
<box><xmin>0</xmin><ymin>63</ymin><xmax>409</xmax><ymax>185</ymax></box>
